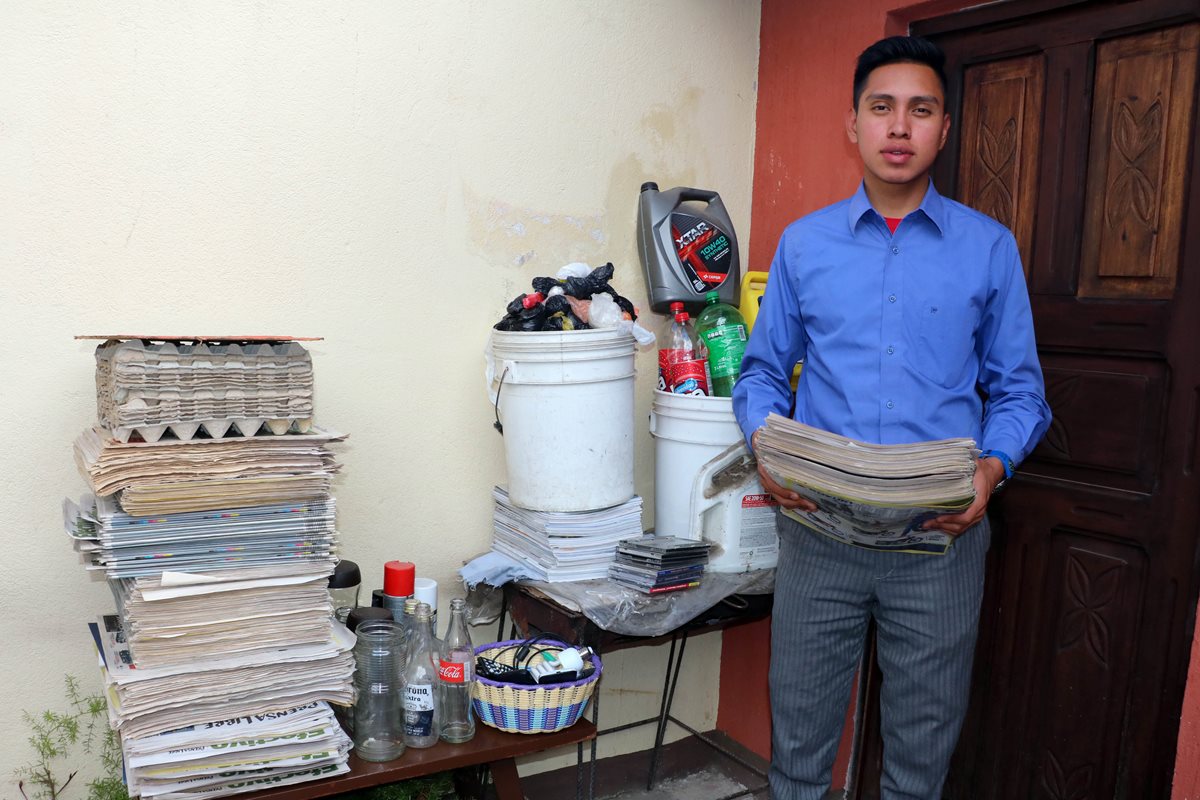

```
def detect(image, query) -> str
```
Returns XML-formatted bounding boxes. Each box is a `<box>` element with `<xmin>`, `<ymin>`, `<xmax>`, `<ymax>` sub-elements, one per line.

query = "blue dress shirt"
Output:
<box><xmin>733</xmin><ymin>181</ymin><xmax>1051</xmax><ymax>466</ymax></box>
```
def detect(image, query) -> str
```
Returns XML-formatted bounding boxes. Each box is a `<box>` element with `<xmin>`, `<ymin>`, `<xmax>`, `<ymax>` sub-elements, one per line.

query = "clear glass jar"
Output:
<box><xmin>352</xmin><ymin>618</ymin><xmax>406</xmax><ymax>762</ymax></box>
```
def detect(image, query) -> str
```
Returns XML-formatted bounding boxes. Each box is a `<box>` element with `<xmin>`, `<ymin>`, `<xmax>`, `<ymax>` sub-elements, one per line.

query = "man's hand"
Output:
<box><xmin>753</xmin><ymin>429</ymin><xmax>817</xmax><ymax>512</ymax></box>
<box><xmin>925</xmin><ymin>455</ymin><xmax>1006</xmax><ymax>536</ymax></box>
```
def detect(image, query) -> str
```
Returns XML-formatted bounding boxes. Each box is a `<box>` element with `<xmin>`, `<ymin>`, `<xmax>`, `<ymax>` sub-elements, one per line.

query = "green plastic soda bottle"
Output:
<box><xmin>695</xmin><ymin>290</ymin><xmax>748</xmax><ymax>397</ymax></box>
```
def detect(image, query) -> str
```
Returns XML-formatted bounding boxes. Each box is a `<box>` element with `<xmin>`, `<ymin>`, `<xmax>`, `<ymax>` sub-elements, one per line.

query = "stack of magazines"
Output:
<box><xmin>608</xmin><ymin>534</ymin><xmax>712</xmax><ymax>594</ymax></box>
<box><xmin>491</xmin><ymin>486</ymin><xmax>643</xmax><ymax>581</ymax></box>
<box><xmin>755</xmin><ymin>413</ymin><xmax>978</xmax><ymax>555</ymax></box>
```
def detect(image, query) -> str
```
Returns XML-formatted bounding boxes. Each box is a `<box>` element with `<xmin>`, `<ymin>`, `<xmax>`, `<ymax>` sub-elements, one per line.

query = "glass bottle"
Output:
<box><xmin>401</xmin><ymin>596</ymin><xmax>419</xmax><ymax>653</ymax></box>
<box><xmin>352</xmin><ymin>618</ymin><xmax>405</xmax><ymax>762</ymax></box>
<box><xmin>439</xmin><ymin>598</ymin><xmax>476</xmax><ymax>743</ymax></box>
<box><xmin>402</xmin><ymin>602</ymin><xmax>440</xmax><ymax>748</ymax></box>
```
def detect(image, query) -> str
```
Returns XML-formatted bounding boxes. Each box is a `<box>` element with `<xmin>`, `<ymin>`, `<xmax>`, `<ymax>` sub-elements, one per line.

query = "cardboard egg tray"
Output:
<box><xmin>107</xmin><ymin>417</ymin><xmax>315</xmax><ymax>443</ymax></box>
<box><xmin>92</xmin><ymin>338</ymin><xmax>316</xmax><ymax>442</ymax></box>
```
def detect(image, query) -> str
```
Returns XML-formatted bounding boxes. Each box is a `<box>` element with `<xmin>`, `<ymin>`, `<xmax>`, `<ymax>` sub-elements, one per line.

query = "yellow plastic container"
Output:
<box><xmin>739</xmin><ymin>271</ymin><xmax>770</xmax><ymax>333</ymax></box>
<box><xmin>739</xmin><ymin>270</ymin><xmax>802</xmax><ymax>390</ymax></box>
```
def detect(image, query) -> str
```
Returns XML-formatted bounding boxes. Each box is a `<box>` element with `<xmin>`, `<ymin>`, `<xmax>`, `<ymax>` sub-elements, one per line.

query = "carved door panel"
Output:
<box><xmin>851</xmin><ymin>2</ymin><xmax>1200</xmax><ymax>798</ymax></box>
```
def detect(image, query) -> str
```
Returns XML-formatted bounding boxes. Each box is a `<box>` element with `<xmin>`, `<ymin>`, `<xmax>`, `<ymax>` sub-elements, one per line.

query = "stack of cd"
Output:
<box><xmin>608</xmin><ymin>534</ymin><xmax>713</xmax><ymax>594</ymax></box>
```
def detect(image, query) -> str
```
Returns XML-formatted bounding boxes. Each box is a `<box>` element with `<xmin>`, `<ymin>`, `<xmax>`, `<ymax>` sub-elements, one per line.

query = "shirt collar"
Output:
<box><xmin>846</xmin><ymin>179</ymin><xmax>947</xmax><ymax>236</ymax></box>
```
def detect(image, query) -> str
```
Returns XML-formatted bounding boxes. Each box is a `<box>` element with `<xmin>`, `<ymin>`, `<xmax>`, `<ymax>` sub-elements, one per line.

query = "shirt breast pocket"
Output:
<box><xmin>903</xmin><ymin>285</ymin><xmax>979</xmax><ymax>388</ymax></box>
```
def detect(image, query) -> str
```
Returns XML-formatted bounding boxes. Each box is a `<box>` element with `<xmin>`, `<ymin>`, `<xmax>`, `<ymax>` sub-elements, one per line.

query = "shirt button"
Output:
<box><xmin>891</xmin><ymin>246</ymin><xmax>899</xmax><ymax>255</ymax></box>
<box><xmin>886</xmin><ymin>400</ymin><xmax>895</xmax><ymax>409</ymax></box>
<box><xmin>887</xmin><ymin>345</ymin><xmax>895</xmax><ymax>355</ymax></box>
<box><xmin>888</xmin><ymin>294</ymin><xmax>897</xmax><ymax>303</ymax></box>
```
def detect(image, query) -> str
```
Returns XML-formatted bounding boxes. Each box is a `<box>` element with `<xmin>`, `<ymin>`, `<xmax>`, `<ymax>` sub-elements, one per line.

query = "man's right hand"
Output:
<box><xmin>753</xmin><ymin>429</ymin><xmax>818</xmax><ymax>512</ymax></box>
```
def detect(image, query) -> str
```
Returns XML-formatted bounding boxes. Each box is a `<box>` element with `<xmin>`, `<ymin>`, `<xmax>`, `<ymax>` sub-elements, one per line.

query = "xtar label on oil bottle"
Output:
<box><xmin>671</xmin><ymin>211</ymin><xmax>735</xmax><ymax>294</ymax></box>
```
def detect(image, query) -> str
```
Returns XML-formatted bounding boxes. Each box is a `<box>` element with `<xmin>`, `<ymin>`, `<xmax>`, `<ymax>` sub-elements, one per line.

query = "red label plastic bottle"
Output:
<box><xmin>659</xmin><ymin>302</ymin><xmax>710</xmax><ymax>396</ymax></box>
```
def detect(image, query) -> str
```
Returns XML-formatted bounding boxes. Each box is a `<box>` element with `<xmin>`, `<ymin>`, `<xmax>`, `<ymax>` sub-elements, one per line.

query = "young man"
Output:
<box><xmin>732</xmin><ymin>36</ymin><xmax>1051</xmax><ymax>799</ymax></box>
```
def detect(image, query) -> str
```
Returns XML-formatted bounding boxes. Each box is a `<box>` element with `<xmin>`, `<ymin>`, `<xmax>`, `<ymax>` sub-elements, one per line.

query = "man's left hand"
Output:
<box><xmin>925</xmin><ymin>456</ymin><xmax>1006</xmax><ymax>537</ymax></box>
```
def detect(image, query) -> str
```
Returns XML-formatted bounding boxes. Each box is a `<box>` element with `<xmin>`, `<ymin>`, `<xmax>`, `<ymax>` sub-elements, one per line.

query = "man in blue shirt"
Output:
<box><xmin>733</xmin><ymin>36</ymin><xmax>1051</xmax><ymax>799</ymax></box>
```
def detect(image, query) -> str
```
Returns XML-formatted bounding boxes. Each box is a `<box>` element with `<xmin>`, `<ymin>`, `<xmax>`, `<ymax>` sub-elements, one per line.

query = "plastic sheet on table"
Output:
<box><xmin>503</xmin><ymin>569</ymin><xmax>775</xmax><ymax>639</ymax></box>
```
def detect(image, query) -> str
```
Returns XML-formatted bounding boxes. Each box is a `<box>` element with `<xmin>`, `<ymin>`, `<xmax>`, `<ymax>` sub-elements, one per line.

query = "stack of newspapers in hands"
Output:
<box><xmin>754</xmin><ymin>413</ymin><xmax>978</xmax><ymax>554</ymax></box>
<box><xmin>63</xmin><ymin>336</ymin><xmax>354</xmax><ymax>799</ymax></box>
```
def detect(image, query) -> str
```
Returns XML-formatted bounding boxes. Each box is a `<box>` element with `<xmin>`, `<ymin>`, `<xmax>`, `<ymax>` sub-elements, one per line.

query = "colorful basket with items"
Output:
<box><xmin>471</xmin><ymin>637</ymin><xmax>602</xmax><ymax>734</ymax></box>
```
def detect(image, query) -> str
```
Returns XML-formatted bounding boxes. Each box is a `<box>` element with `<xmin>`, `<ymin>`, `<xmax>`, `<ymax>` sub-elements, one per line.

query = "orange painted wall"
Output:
<box><xmin>718</xmin><ymin>3</ymin><xmax>1200</xmax><ymax>797</ymax></box>
<box><xmin>1174</xmin><ymin>609</ymin><xmax>1200</xmax><ymax>798</ymax></box>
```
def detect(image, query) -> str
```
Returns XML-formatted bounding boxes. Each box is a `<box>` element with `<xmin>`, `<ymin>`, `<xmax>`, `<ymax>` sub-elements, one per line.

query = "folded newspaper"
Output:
<box><xmin>755</xmin><ymin>414</ymin><xmax>978</xmax><ymax>554</ymax></box>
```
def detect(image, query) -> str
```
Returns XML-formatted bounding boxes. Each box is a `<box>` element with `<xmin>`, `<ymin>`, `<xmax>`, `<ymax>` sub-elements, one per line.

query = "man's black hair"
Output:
<box><xmin>853</xmin><ymin>36</ymin><xmax>947</xmax><ymax>108</ymax></box>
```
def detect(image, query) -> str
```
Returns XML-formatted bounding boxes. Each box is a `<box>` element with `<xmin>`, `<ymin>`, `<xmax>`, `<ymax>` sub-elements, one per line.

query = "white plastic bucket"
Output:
<box><xmin>688</xmin><ymin>443</ymin><xmax>779</xmax><ymax>573</ymax></box>
<box><xmin>649</xmin><ymin>391</ymin><xmax>778</xmax><ymax>571</ymax></box>
<box><xmin>648</xmin><ymin>390</ymin><xmax>744</xmax><ymax>537</ymax></box>
<box><xmin>486</xmin><ymin>329</ymin><xmax>637</xmax><ymax>512</ymax></box>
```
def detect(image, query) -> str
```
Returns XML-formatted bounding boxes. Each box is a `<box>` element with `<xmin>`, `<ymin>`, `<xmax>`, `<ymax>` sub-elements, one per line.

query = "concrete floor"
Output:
<box><xmin>519</xmin><ymin>731</ymin><xmax>773</xmax><ymax>800</ymax></box>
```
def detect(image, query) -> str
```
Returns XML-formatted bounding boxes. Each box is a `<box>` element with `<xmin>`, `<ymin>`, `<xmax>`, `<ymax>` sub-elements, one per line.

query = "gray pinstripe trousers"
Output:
<box><xmin>768</xmin><ymin>514</ymin><xmax>990</xmax><ymax>800</ymax></box>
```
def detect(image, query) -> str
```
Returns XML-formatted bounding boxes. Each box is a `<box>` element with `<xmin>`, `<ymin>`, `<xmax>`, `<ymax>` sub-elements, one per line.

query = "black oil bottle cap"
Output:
<box><xmin>346</xmin><ymin>606</ymin><xmax>392</xmax><ymax>632</ymax></box>
<box><xmin>328</xmin><ymin>560</ymin><xmax>361</xmax><ymax>588</ymax></box>
<box><xmin>640</xmin><ymin>181</ymin><xmax>659</xmax><ymax>192</ymax></box>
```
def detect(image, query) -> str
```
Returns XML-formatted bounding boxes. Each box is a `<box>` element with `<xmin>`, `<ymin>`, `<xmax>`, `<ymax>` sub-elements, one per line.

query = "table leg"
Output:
<box><xmin>490</xmin><ymin>758</ymin><xmax>524</xmax><ymax>800</ymax></box>
<box><xmin>588</xmin><ymin>674</ymin><xmax>600</xmax><ymax>800</ymax></box>
<box><xmin>496</xmin><ymin>590</ymin><xmax>509</xmax><ymax>642</ymax></box>
<box><xmin>647</xmin><ymin>631</ymin><xmax>689</xmax><ymax>790</ymax></box>
<box><xmin>576</xmin><ymin>741</ymin><xmax>585</xmax><ymax>800</ymax></box>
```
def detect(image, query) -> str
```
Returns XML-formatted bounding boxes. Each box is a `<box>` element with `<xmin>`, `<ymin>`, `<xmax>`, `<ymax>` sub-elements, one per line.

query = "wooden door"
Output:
<box><xmin>853</xmin><ymin>1</ymin><xmax>1200</xmax><ymax>797</ymax></box>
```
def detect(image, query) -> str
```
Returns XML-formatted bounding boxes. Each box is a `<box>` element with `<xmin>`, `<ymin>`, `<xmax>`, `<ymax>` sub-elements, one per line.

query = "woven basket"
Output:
<box><xmin>472</xmin><ymin>639</ymin><xmax>602</xmax><ymax>734</ymax></box>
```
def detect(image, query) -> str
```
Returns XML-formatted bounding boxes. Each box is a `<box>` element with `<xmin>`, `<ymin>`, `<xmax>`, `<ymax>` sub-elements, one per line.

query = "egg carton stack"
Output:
<box><xmin>95</xmin><ymin>339</ymin><xmax>315</xmax><ymax>443</ymax></box>
<box><xmin>64</xmin><ymin>336</ymin><xmax>354</xmax><ymax>799</ymax></box>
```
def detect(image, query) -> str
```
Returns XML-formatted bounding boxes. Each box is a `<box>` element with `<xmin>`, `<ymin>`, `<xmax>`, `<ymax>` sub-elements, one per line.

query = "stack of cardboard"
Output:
<box><xmin>94</xmin><ymin>338</ymin><xmax>315</xmax><ymax>442</ymax></box>
<box><xmin>63</xmin><ymin>336</ymin><xmax>354</xmax><ymax>799</ymax></box>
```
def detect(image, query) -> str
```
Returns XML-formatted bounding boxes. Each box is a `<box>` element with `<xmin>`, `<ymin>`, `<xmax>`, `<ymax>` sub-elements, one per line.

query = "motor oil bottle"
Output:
<box><xmin>637</xmin><ymin>182</ymin><xmax>741</xmax><ymax>314</ymax></box>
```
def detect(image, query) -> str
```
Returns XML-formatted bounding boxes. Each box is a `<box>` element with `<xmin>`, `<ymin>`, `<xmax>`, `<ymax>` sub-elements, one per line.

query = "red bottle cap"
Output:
<box><xmin>670</xmin><ymin>301</ymin><xmax>685</xmax><ymax>313</ymax></box>
<box><xmin>383</xmin><ymin>561</ymin><xmax>415</xmax><ymax>597</ymax></box>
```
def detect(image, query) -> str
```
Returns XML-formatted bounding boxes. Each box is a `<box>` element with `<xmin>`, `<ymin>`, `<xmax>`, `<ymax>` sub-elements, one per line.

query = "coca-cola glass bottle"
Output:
<box><xmin>402</xmin><ymin>602</ymin><xmax>440</xmax><ymax>748</ymax></box>
<box><xmin>439</xmin><ymin>597</ymin><xmax>475</xmax><ymax>743</ymax></box>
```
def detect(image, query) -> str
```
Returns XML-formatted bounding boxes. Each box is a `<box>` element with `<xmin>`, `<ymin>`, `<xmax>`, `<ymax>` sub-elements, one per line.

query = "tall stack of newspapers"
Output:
<box><xmin>754</xmin><ymin>413</ymin><xmax>978</xmax><ymax>555</ymax></box>
<box><xmin>63</xmin><ymin>336</ymin><xmax>355</xmax><ymax>799</ymax></box>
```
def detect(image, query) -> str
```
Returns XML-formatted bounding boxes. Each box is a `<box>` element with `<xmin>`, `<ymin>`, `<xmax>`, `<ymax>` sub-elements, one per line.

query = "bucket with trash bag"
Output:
<box><xmin>486</xmin><ymin>263</ymin><xmax>654</xmax><ymax>513</ymax></box>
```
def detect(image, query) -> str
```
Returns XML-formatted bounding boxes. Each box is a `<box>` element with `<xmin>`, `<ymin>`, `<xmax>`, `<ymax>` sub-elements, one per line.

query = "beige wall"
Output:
<box><xmin>0</xmin><ymin>0</ymin><xmax>760</xmax><ymax>784</ymax></box>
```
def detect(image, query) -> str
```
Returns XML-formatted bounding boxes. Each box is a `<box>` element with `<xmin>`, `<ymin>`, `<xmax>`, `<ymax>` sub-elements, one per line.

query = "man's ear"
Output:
<box><xmin>845</xmin><ymin>107</ymin><xmax>859</xmax><ymax>144</ymax></box>
<box><xmin>939</xmin><ymin>113</ymin><xmax>951</xmax><ymax>150</ymax></box>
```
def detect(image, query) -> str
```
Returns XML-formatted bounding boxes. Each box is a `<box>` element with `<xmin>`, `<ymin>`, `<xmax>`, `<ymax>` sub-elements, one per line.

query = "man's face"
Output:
<box><xmin>846</xmin><ymin>62</ymin><xmax>951</xmax><ymax>192</ymax></box>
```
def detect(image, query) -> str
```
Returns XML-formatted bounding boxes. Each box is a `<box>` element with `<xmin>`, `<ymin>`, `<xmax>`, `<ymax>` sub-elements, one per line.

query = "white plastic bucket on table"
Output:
<box><xmin>688</xmin><ymin>442</ymin><xmax>779</xmax><ymax>573</ymax></box>
<box><xmin>648</xmin><ymin>390</ymin><xmax>778</xmax><ymax>571</ymax></box>
<box><xmin>648</xmin><ymin>391</ymin><xmax>744</xmax><ymax>537</ymax></box>
<box><xmin>486</xmin><ymin>329</ymin><xmax>637</xmax><ymax>513</ymax></box>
